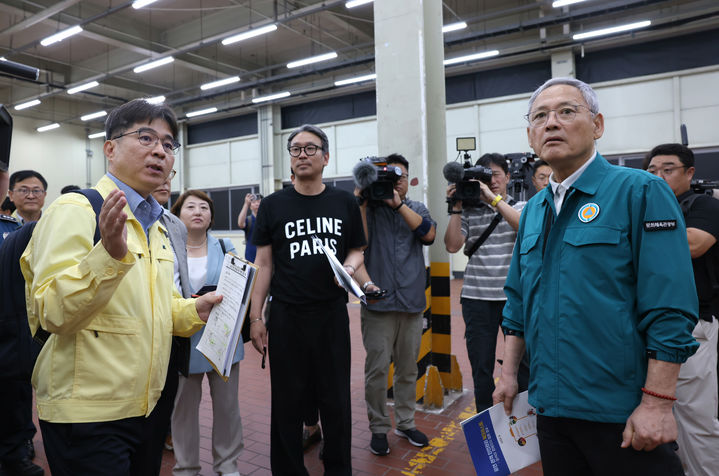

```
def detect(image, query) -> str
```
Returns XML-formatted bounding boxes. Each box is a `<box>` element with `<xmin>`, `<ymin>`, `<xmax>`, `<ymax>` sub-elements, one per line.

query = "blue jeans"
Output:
<box><xmin>461</xmin><ymin>298</ymin><xmax>529</xmax><ymax>412</ymax></box>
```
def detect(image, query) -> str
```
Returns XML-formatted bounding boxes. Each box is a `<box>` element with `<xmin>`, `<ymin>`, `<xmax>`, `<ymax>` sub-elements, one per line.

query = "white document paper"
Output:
<box><xmin>311</xmin><ymin>235</ymin><xmax>366</xmax><ymax>304</ymax></box>
<box><xmin>196</xmin><ymin>253</ymin><xmax>256</xmax><ymax>380</ymax></box>
<box><xmin>461</xmin><ymin>391</ymin><xmax>539</xmax><ymax>475</ymax></box>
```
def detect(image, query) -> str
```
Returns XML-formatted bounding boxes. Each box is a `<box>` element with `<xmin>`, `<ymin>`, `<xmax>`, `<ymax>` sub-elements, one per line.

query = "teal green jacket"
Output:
<box><xmin>502</xmin><ymin>154</ymin><xmax>698</xmax><ymax>423</ymax></box>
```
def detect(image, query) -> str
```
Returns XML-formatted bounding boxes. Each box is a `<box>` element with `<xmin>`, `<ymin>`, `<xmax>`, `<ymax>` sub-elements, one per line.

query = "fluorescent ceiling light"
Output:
<box><xmin>67</xmin><ymin>80</ymin><xmax>99</xmax><ymax>95</ymax></box>
<box><xmin>132</xmin><ymin>0</ymin><xmax>159</xmax><ymax>8</ymax></box>
<box><xmin>14</xmin><ymin>99</ymin><xmax>41</xmax><ymax>110</ymax></box>
<box><xmin>334</xmin><ymin>73</ymin><xmax>376</xmax><ymax>87</ymax></box>
<box><xmin>88</xmin><ymin>131</ymin><xmax>106</xmax><ymax>139</ymax></box>
<box><xmin>40</xmin><ymin>25</ymin><xmax>83</xmax><ymax>46</ymax></box>
<box><xmin>201</xmin><ymin>76</ymin><xmax>240</xmax><ymax>90</ymax></box>
<box><xmin>573</xmin><ymin>20</ymin><xmax>651</xmax><ymax>40</ymax></box>
<box><xmin>444</xmin><ymin>50</ymin><xmax>499</xmax><ymax>65</ymax></box>
<box><xmin>186</xmin><ymin>107</ymin><xmax>217</xmax><ymax>118</ymax></box>
<box><xmin>133</xmin><ymin>56</ymin><xmax>174</xmax><ymax>73</ymax></box>
<box><xmin>287</xmin><ymin>52</ymin><xmax>338</xmax><ymax>69</ymax></box>
<box><xmin>252</xmin><ymin>91</ymin><xmax>291</xmax><ymax>104</ymax></box>
<box><xmin>346</xmin><ymin>0</ymin><xmax>373</xmax><ymax>8</ymax></box>
<box><xmin>222</xmin><ymin>24</ymin><xmax>277</xmax><ymax>45</ymax></box>
<box><xmin>144</xmin><ymin>95</ymin><xmax>166</xmax><ymax>104</ymax></box>
<box><xmin>37</xmin><ymin>123</ymin><xmax>60</xmax><ymax>132</ymax></box>
<box><xmin>553</xmin><ymin>0</ymin><xmax>586</xmax><ymax>7</ymax></box>
<box><xmin>443</xmin><ymin>22</ymin><xmax>467</xmax><ymax>33</ymax></box>
<box><xmin>0</xmin><ymin>57</ymin><xmax>6</xmax><ymax>61</ymax></box>
<box><xmin>81</xmin><ymin>110</ymin><xmax>107</xmax><ymax>121</ymax></box>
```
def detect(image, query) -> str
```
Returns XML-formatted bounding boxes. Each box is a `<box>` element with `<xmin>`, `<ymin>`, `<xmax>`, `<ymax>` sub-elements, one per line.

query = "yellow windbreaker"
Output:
<box><xmin>20</xmin><ymin>176</ymin><xmax>204</xmax><ymax>423</ymax></box>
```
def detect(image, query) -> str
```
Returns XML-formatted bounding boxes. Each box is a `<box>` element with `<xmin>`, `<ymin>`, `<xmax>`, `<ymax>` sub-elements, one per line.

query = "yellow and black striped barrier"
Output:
<box><xmin>387</xmin><ymin>262</ymin><xmax>462</xmax><ymax>406</ymax></box>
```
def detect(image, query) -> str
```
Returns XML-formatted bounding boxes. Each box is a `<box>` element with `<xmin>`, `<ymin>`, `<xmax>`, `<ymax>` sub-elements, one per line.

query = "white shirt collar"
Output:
<box><xmin>548</xmin><ymin>149</ymin><xmax>597</xmax><ymax>214</ymax></box>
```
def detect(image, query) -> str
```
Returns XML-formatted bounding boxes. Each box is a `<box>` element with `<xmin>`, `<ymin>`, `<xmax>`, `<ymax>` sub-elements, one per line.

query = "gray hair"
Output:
<box><xmin>287</xmin><ymin>124</ymin><xmax>329</xmax><ymax>153</ymax></box>
<box><xmin>527</xmin><ymin>77</ymin><xmax>599</xmax><ymax>116</ymax></box>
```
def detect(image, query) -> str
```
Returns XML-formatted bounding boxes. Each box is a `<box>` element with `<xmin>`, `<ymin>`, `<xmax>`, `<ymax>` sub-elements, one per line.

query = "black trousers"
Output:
<box><xmin>0</xmin><ymin>378</ymin><xmax>35</xmax><ymax>464</ymax></box>
<box><xmin>537</xmin><ymin>415</ymin><xmax>684</xmax><ymax>476</ymax></box>
<box><xmin>41</xmin><ymin>416</ymin><xmax>145</xmax><ymax>476</ymax></box>
<box><xmin>268</xmin><ymin>298</ymin><xmax>351</xmax><ymax>476</ymax></box>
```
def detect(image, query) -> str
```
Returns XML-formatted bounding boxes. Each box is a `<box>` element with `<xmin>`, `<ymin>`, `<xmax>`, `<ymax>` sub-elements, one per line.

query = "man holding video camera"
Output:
<box><xmin>444</xmin><ymin>152</ymin><xmax>529</xmax><ymax>413</ymax></box>
<box><xmin>352</xmin><ymin>153</ymin><xmax>436</xmax><ymax>456</ymax></box>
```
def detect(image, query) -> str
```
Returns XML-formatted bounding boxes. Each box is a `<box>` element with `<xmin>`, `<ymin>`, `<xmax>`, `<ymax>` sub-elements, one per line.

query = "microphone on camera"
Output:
<box><xmin>352</xmin><ymin>160</ymin><xmax>378</xmax><ymax>189</ymax></box>
<box><xmin>442</xmin><ymin>162</ymin><xmax>465</xmax><ymax>183</ymax></box>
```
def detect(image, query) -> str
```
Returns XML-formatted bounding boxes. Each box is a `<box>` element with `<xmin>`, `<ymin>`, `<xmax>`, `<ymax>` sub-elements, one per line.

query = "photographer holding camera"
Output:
<box><xmin>444</xmin><ymin>152</ymin><xmax>529</xmax><ymax>413</ymax></box>
<box><xmin>352</xmin><ymin>153</ymin><xmax>436</xmax><ymax>456</ymax></box>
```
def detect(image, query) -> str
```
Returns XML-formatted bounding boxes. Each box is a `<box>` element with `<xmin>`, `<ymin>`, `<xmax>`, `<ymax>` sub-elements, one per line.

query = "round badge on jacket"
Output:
<box><xmin>578</xmin><ymin>203</ymin><xmax>600</xmax><ymax>223</ymax></box>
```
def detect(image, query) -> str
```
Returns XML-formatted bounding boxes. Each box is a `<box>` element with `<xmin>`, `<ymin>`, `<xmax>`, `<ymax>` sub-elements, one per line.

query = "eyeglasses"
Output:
<box><xmin>646</xmin><ymin>165</ymin><xmax>687</xmax><ymax>177</ymax></box>
<box><xmin>112</xmin><ymin>128</ymin><xmax>181</xmax><ymax>154</ymax></box>
<box><xmin>288</xmin><ymin>144</ymin><xmax>322</xmax><ymax>157</ymax></box>
<box><xmin>525</xmin><ymin>104</ymin><xmax>594</xmax><ymax>128</ymax></box>
<box><xmin>167</xmin><ymin>169</ymin><xmax>177</xmax><ymax>180</ymax></box>
<box><xmin>12</xmin><ymin>188</ymin><xmax>46</xmax><ymax>196</ymax></box>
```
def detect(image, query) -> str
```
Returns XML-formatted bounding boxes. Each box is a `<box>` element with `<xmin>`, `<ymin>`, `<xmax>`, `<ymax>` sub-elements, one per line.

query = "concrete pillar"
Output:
<box><xmin>257</xmin><ymin>104</ymin><xmax>282</xmax><ymax>194</ymax></box>
<box><xmin>374</xmin><ymin>0</ymin><xmax>461</xmax><ymax>400</ymax></box>
<box><xmin>551</xmin><ymin>49</ymin><xmax>575</xmax><ymax>78</ymax></box>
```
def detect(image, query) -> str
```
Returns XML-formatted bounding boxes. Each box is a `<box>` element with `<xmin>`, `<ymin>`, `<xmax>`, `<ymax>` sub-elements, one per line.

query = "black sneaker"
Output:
<box><xmin>1</xmin><ymin>457</ymin><xmax>44</xmax><ymax>476</ymax></box>
<box><xmin>394</xmin><ymin>428</ymin><xmax>429</xmax><ymax>447</ymax></box>
<box><xmin>369</xmin><ymin>433</ymin><xmax>390</xmax><ymax>455</ymax></box>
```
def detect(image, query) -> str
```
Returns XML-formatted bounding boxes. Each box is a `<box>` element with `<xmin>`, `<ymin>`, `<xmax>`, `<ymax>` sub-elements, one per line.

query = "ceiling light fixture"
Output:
<box><xmin>553</xmin><ymin>0</ymin><xmax>586</xmax><ymax>7</ymax></box>
<box><xmin>37</xmin><ymin>123</ymin><xmax>60</xmax><ymax>132</ymax></box>
<box><xmin>133</xmin><ymin>56</ymin><xmax>174</xmax><ymax>73</ymax></box>
<box><xmin>252</xmin><ymin>91</ymin><xmax>291</xmax><ymax>104</ymax></box>
<box><xmin>573</xmin><ymin>20</ymin><xmax>651</xmax><ymax>40</ymax></box>
<box><xmin>443</xmin><ymin>22</ymin><xmax>467</xmax><ymax>33</ymax></box>
<box><xmin>201</xmin><ymin>76</ymin><xmax>240</xmax><ymax>90</ymax></box>
<box><xmin>287</xmin><ymin>52</ymin><xmax>338</xmax><ymax>69</ymax></box>
<box><xmin>14</xmin><ymin>99</ymin><xmax>41</xmax><ymax>110</ymax></box>
<box><xmin>81</xmin><ymin>110</ymin><xmax>107</xmax><ymax>121</ymax></box>
<box><xmin>88</xmin><ymin>131</ymin><xmax>106</xmax><ymax>139</ymax></box>
<box><xmin>144</xmin><ymin>95</ymin><xmax>166</xmax><ymax>104</ymax></box>
<box><xmin>132</xmin><ymin>0</ymin><xmax>159</xmax><ymax>9</ymax></box>
<box><xmin>40</xmin><ymin>25</ymin><xmax>83</xmax><ymax>46</ymax></box>
<box><xmin>186</xmin><ymin>107</ymin><xmax>218</xmax><ymax>118</ymax></box>
<box><xmin>222</xmin><ymin>24</ymin><xmax>278</xmax><ymax>46</ymax></box>
<box><xmin>67</xmin><ymin>80</ymin><xmax>99</xmax><ymax>95</ymax></box>
<box><xmin>334</xmin><ymin>73</ymin><xmax>377</xmax><ymax>87</ymax></box>
<box><xmin>346</xmin><ymin>0</ymin><xmax>373</xmax><ymax>8</ymax></box>
<box><xmin>443</xmin><ymin>50</ymin><xmax>499</xmax><ymax>65</ymax></box>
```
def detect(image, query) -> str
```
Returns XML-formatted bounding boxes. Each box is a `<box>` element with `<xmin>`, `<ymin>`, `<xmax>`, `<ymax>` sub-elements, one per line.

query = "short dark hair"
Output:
<box><xmin>642</xmin><ymin>143</ymin><xmax>694</xmax><ymax>170</ymax></box>
<box><xmin>171</xmin><ymin>189</ymin><xmax>215</xmax><ymax>230</ymax></box>
<box><xmin>386</xmin><ymin>153</ymin><xmax>409</xmax><ymax>171</ymax></box>
<box><xmin>1</xmin><ymin>196</ymin><xmax>15</xmax><ymax>213</ymax></box>
<box><xmin>61</xmin><ymin>184</ymin><xmax>81</xmax><ymax>194</ymax></box>
<box><xmin>105</xmin><ymin>99</ymin><xmax>178</xmax><ymax>141</ymax></box>
<box><xmin>476</xmin><ymin>153</ymin><xmax>508</xmax><ymax>174</ymax></box>
<box><xmin>287</xmin><ymin>124</ymin><xmax>329</xmax><ymax>153</ymax></box>
<box><xmin>533</xmin><ymin>159</ymin><xmax>550</xmax><ymax>176</ymax></box>
<box><xmin>10</xmin><ymin>170</ymin><xmax>47</xmax><ymax>190</ymax></box>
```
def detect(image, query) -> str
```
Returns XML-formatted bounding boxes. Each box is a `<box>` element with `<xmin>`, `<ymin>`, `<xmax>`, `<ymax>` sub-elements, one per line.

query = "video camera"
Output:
<box><xmin>691</xmin><ymin>179</ymin><xmax>719</xmax><ymax>195</ymax></box>
<box><xmin>352</xmin><ymin>156</ymin><xmax>403</xmax><ymax>204</ymax></box>
<box><xmin>443</xmin><ymin>137</ymin><xmax>493</xmax><ymax>210</ymax></box>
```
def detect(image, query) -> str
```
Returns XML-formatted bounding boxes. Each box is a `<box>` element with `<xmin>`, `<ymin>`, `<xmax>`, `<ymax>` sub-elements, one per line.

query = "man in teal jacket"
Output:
<box><xmin>493</xmin><ymin>77</ymin><xmax>698</xmax><ymax>476</ymax></box>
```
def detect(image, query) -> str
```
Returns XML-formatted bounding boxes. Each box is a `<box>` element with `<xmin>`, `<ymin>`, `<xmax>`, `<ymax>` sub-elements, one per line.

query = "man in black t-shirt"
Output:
<box><xmin>644</xmin><ymin>143</ymin><xmax>719</xmax><ymax>476</ymax></box>
<box><xmin>249</xmin><ymin>124</ymin><xmax>366</xmax><ymax>475</ymax></box>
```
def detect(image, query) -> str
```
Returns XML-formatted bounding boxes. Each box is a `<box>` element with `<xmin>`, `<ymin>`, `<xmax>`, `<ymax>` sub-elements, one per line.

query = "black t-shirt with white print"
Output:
<box><xmin>252</xmin><ymin>185</ymin><xmax>366</xmax><ymax>305</ymax></box>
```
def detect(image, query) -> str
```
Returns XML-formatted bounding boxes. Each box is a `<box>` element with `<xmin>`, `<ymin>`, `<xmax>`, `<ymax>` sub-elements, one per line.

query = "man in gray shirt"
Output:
<box><xmin>444</xmin><ymin>153</ymin><xmax>529</xmax><ymax>413</ymax></box>
<box><xmin>353</xmin><ymin>153</ymin><xmax>436</xmax><ymax>456</ymax></box>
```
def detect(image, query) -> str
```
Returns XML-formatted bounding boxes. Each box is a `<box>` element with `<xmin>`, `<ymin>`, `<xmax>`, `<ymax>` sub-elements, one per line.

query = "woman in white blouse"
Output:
<box><xmin>170</xmin><ymin>190</ymin><xmax>243</xmax><ymax>476</ymax></box>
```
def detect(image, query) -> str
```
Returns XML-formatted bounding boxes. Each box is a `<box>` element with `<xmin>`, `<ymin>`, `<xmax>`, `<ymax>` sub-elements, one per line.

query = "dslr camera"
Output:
<box><xmin>443</xmin><ymin>137</ymin><xmax>493</xmax><ymax>209</ymax></box>
<box><xmin>352</xmin><ymin>156</ymin><xmax>403</xmax><ymax>204</ymax></box>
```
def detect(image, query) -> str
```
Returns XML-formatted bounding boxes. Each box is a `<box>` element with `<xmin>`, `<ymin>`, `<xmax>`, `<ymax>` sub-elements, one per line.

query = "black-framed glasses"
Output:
<box><xmin>112</xmin><ymin>128</ymin><xmax>181</xmax><ymax>154</ymax></box>
<box><xmin>12</xmin><ymin>188</ymin><xmax>46</xmax><ymax>196</ymax></box>
<box><xmin>288</xmin><ymin>144</ymin><xmax>322</xmax><ymax>157</ymax></box>
<box><xmin>525</xmin><ymin>104</ymin><xmax>594</xmax><ymax>128</ymax></box>
<box><xmin>646</xmin><ymin>165</ymin><xmax>687</xmax><ymax>177</ymax></box>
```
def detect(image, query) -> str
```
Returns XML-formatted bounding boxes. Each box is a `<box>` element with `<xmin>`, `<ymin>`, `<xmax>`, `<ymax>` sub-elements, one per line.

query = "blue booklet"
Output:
<box><xmin>461</xmin><ymin>391</ymin><xmax>540</xmax><ymax>475</ymax></box>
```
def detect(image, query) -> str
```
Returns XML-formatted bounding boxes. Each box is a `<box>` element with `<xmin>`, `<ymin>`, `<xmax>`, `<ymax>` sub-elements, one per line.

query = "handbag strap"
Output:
<box><xmin>466</xmin><ymin>199</ymin><xmax>516</xmax><ymax>259</ymax></box>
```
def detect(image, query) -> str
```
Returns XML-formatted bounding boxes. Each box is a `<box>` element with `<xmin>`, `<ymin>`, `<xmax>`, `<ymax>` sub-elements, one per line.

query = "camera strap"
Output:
<box><xmin>465</xmin><ymin>199</ymin><xmax>515</xmax><ymax>259</ymax></box>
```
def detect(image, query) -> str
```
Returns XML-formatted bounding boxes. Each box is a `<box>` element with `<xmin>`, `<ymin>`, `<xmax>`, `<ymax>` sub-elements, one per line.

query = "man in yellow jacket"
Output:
<box><xmin>20</xmin><ymin>99</ymin><xmax>220</xmax><ymax>476</ymax></box>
